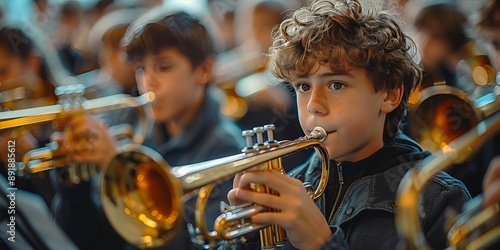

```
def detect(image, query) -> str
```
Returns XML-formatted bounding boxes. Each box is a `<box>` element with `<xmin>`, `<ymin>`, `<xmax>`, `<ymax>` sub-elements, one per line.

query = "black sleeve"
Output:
<box><xmin>420</xmin><ymin>181</ymin><xmax>471</xmax><ymax>249</ymax></box>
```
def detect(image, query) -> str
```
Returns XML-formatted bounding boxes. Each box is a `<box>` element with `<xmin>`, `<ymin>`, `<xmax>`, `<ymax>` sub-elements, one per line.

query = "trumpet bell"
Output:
<box><xmin>102</xmin><ymin>144</ymin><xmax>184</xmax><ymax>248</ymax></box>
<box><xmin>408</xmin><ymin>85</ymin><xmax>482</xmax><ymax>152</ymax></box>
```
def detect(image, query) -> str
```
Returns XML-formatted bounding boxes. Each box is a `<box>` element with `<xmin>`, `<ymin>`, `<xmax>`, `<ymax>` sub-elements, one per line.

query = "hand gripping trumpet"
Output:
<box><xmin>101</xmin><ymin>125</ymin><xmax>330</xmax><ymax>249</ymax></box>
<box><xmin>396</xmin><ymin>111</ymin><xmax>500</xmax><ymax>249</ymax></box>
<box><xmin>0</xmin><ymin>85</ymin><xmax>155</xmax><ymax>182</ymax></box>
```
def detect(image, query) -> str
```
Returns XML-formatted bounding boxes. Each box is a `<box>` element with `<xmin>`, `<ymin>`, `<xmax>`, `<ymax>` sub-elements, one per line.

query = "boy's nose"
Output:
<box><xmin>141</xmin><ymin>70</ymin><xmax>159</xmax><ymax>91</ymax></box>
<box><xmin>307</xmin><ymin>89</ymin><xmax>328</xmax><ymax>116</ymax></box>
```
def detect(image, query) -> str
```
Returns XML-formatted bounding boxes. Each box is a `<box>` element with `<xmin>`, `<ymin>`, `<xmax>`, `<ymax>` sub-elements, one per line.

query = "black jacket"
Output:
<box><xmin>220</xmin><ymin>133</ymin><xmax>471</xmax><ymax>250</ymax></box>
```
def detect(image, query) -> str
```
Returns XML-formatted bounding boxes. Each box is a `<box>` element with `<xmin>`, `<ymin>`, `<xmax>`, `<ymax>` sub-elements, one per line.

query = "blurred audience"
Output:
<box><xmin>51</xmin><ymin>1</ymin><xmax>91</xmax><ymax>75</ymax></box>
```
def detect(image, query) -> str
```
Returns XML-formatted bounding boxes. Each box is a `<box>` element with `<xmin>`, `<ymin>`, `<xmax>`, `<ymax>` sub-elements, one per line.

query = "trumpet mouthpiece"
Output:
<box><xmin>309</xmin><ymin>127</ymin><xmax>327</xmax><ymax>142</ymax></box>
<box><xmin>144</xmin><ymin>91</ymin><xmax>156</xmax><ymax>102</ymax></box>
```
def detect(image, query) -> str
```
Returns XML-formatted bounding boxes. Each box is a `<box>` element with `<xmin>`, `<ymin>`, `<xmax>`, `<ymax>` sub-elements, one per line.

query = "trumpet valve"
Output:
<box><xmin>241</xmin><ymin>130</ymin><xmax>257</xmax><ymax>153</ymax></box>
<box><xmin>303</xmin><ymin>182</ymin><xmax>315</xmax><ymax>199</ymax></box>
<box><xmin>253</xmin><ymin>126</ymin><xmax>267</xmax><ymax>151</ymax></box>
<box><xmin>264</xmin><ymin>124</ymin><xmax>278</xmax><ymax>147</ymax></box>
<box><xmin>214</xmin><ymin>202</ymin><xmax>267</xmax><ymax>240</ymax></box>
<box><xmin>55</xmin><ymin>84</ymin><xmax>86</xmax><ymax>112</ymax></box>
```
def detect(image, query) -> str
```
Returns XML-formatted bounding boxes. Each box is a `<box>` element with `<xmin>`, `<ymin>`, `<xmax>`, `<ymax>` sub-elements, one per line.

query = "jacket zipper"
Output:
<box><xmin>326</xmin><ymin>162</ymin><xmax>344</xmax><ymax>223</ymax></box>
<box><xmin>328</xmin><ymin>178</ymin><xmax>362</xmax><ymax>224</ymax></box>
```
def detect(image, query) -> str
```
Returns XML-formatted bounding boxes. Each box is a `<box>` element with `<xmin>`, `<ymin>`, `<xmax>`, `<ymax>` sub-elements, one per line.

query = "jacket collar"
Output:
<box><xmin>303</xmin><ymin>133</ymin><xmax>430</xmax><ymax>225</ymax></box>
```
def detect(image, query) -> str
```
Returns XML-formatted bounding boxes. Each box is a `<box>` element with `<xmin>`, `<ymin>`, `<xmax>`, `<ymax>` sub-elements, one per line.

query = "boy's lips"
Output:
<box><xmin>307</xmin><ymin>128</ymin><xmax>336</xmax><ymax>135</ymax></box>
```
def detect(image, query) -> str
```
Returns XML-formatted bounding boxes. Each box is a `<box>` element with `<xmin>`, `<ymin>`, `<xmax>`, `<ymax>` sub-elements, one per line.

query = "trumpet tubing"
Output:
<box><xmin>1</xmin><ymin>90</ymin><xmax>154</xmax><ymax>183</ymax></box>
<box><xmin>0</xmin><ymin>91</ymin><xmax>154</xmax><ymax>138</ymax></box>
<box><xmin>396</xmin><ymin>111</ymin><xmax>500</xmax><ymax>249</ymax></box>
<box><xmin>101</xmin><ymin>126</ymin><xmax>330</xmax><ymax>249</ymax></box>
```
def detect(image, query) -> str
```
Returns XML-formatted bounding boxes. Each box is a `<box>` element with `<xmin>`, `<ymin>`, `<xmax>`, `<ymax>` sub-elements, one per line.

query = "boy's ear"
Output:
<box><xmin>381</xmin><ymin>84</ymin><xmax>404</xmax><ymax>113</ymax></box>
<box><xmin>197</xmin><ymin>56</ymin><xmax>214</xmax><ymax>85</ymax></box>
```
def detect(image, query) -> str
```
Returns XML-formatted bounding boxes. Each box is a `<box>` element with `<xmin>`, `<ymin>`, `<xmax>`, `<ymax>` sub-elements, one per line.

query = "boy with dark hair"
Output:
<box><xmin>59</xmin><ymin>11</ymin><xmax>244</xmax><ymax>250</ymax></box>
<box><xmin>223</xmin><ymin>0</ymin><xmax>471</xmax><ymax>249</ymax></box>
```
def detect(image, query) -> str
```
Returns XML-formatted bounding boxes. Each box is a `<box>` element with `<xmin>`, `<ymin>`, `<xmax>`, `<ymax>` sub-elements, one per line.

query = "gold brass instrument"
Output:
<box><xmin>0</xmin><ymin>88</ymin><xmax>155</xmax><ymax>182</ymax></box>
<box><xmin>101</xmin><ymin>126</ymin><xmax>330</xmax><ymax>249</ymax></box>
<box><xmin>408</xmin><ymin>84</ymin><xmax>500</xmax><ymax>152</ymax></box>
<box><xmin>0</xmin><ymin>76</ymin><xmax>55</xmax><ymax>111</ymax></box>
<box><xmin>214</xmin><ymin>44</ymin><xmax>267</xmax><ymax>120</ymax></box>
<box><xmin>396</xmin><ymin>111</ymin><xmax>500</xmax><ymax>249</ymax></box>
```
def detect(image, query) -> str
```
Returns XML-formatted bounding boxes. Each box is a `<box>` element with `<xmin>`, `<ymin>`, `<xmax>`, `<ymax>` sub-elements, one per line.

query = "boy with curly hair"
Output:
<box><xmin>224</xmin><ymin>0</ymin><xmax>471</xmax><ymax>249</ymax></box>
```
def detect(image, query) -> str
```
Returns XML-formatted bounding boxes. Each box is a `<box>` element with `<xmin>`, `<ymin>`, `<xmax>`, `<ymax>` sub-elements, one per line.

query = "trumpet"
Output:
<box><xmin>0</xmin><ymin>87</ymin><xmax>155</xmax><ymax>182</ymax></box>
<box><xmin>101</xmin><ymin>126</ymin><xmax>330</xmax><ymax>249</ymax></box>
<box><xmin>396</xmin><ymin>111</ymin><xmax>500</xmax><ymax>249</ymax></box>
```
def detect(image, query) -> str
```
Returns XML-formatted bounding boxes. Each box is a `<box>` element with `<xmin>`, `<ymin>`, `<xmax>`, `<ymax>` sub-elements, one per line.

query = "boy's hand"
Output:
<box><xmin>231</xmin><ymin>170</ymin><xmax>332</xmax><ymax>250</ymax></box>
<box><xmin>483</xmin><ymin>156</ymin><xmax>500</xmax><ymax>207</ymax></box>
<box><xmin>54</xmin><ymin>115</ymin><xmax>118</xmax><ymax>169</ymax></box>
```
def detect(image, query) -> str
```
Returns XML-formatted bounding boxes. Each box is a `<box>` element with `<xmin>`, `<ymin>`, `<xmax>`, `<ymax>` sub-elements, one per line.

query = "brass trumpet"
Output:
<box><xmin>101</xmin><ymin>126</ymin><xmax>330</xmax><ymax>249</ymax></box>
<box><xmin>0</xmin><ymin>88</ymin><xmax>155</xmax><ymax>182</ymax></box>
<box><xmin>396</xmin><ymin>111</ymin><xmax>500</xmax><ymax>249</ymax></box>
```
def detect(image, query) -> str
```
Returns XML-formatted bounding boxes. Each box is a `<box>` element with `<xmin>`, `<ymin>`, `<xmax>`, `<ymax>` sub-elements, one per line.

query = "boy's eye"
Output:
<box><xmin>330</xmin><ymin>81</ymin><xmax>345</xmax><ymax>90</ymax></box>
<box><xmin>296</xmin><ymin>83</ymin><xmax>310</xmax><ymax>92</ymax></box>
<box><xmin>155</xmin><ymin>63</ymin><xmax>171</xmax><ymax>72</ymax></box>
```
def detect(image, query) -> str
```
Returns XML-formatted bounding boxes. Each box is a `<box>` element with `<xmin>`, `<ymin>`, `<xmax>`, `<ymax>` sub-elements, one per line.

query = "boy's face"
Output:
<box><xmin>291</xmin><ymin>65</ymin><xmax>389</xmax><ymax>162</ymax></box>
<box><xmin>135</xmin><ymin>48</ymin><xmax>208</xmax><ymax>123</ymax></box>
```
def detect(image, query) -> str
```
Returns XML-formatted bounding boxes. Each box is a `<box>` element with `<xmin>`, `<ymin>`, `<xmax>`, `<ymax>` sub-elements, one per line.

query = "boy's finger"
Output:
<box><xmin>238</xmin><ymin>170</ymin><xmax>296</xmax><ymax>194</ymax></box>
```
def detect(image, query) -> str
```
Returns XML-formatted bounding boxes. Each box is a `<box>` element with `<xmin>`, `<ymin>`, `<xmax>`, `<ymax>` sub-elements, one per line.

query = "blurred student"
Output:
<box><xmin>56</xmin><ymin>10</ymin><xmax>245</xmax><ymax>250</ymax></box>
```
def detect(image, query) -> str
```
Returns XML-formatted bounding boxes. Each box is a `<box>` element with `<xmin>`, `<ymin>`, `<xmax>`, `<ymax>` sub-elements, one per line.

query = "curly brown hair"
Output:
<box><xmin>267</xmin><ymin>0</ymin><xmax>422</xmax><ymax>140</ymax></box>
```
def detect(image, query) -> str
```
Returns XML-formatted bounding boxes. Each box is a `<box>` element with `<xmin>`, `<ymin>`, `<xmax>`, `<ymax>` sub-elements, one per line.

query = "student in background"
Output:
<box><xmin>56</xmin><ymin>11</ymin><xmax>245</xmax><ymax>250</ymax></box>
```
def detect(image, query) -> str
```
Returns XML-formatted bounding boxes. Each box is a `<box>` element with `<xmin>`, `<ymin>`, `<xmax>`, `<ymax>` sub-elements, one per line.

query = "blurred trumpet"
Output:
<box><xmin>213</xmin><ymin>43</ymin><xmax>267</xmax><ymax>120</ymax></box>
<box><xmin>0</xmin><ymin>86</ymin><xmax>155</xmax><ymax>182</ymax></box>
<box><xmin>396</xmin><ymin>111</ymin><xmax>500</xmax><ymax>249</ymax></box>
<box><xmin>0</xmin><ymin>76</ymin><xmax>55</xmax><ymax>111</ymax></box>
